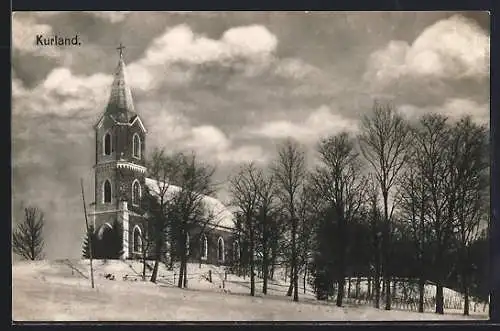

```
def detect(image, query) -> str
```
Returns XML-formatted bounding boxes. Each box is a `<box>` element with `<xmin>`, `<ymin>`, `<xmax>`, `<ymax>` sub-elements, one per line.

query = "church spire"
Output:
<box><xmin>105</xmin><ymin>43</ymin><xmax>136</xmax><ymax>121</ymax></box>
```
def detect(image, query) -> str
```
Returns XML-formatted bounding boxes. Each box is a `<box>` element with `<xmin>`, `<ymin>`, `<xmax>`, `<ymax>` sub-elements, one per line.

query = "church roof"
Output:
<box><xmin>104</xmin><ymin>50</ymin><xmax>136</xmax><ymax>123</ymax></box>
<box><xmin>144</xmin><ymin>178</ymin><xmax>235</xmax><ymax>230</ymax></box>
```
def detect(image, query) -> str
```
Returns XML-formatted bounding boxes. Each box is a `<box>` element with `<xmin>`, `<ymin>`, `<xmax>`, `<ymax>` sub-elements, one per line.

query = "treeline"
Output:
<box><xmin>228</xmin><ymin>101</ymin><xmax>489</xmax><ymax>316</ymax></box>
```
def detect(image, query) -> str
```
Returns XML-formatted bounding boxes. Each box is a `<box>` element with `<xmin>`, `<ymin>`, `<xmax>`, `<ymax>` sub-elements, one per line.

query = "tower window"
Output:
<box><xmin>133</xmin><ymin>134</ymin><xmax>141</xmax><ymax>159</ymax></box>
<box><xmin>132</xmin><ymin>180</ymin><xmax>141</xmax><ymax>205</ymax></box>
<box><xmin>103</xmin><ymin>179</ymin><xmax>112</xmax><ymax>203</ymax></box>
<box><xmin>103</xmin><ymin>132</ymin><xmax>112</xmax><ymax>156</ymax></box>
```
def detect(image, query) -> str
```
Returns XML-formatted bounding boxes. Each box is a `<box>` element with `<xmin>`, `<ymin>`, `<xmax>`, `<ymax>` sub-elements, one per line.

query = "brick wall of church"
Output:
<box><xmin>187</xmin><ymin>226</ymin><xmax>236</xmax><ymax>266</ymax></box>
<box><xmin>109</xmin><ymin>123</ymin><xmax>145</xmax><ymax>167</ymax></box>
<box><xmin>115</xmin><ymin>167</ymin><xmax>145</xmax><ymax>207</ymax></box>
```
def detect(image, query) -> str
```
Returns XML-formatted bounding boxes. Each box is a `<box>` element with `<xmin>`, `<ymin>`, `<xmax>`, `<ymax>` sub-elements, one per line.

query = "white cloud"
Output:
<box><xmin>274</xmin><ymin>58</ymin><xmax>321</xmax><ymax>80</ymax></box>
<box><xmin>398</xmin><ymin>98</ymin><xmax>489</xmax><ymax>125</ymax></box>
<box><xmin>222</xmin><ymin>25</ymin><xmax>278</xmax><ymax>60</ymax></box>
<box><xmin>365</xmin><ymin>15</ymin><xmax>490</xmax><ymax>84</ymax></box>
<box><xmin>12</xmin><ymin>67</ymin><xmax>112</xmax><ymax>118</ymax></box>
<box><xmin>217</xmin><ymin>145</ymin><xmax>268</xmax><ymax>164</ymax></box>
<box><xmin>142</xmin><ymin>24</ymin><xmax>277</xmax><ymax>66</ymax></box>
<box><xmin>141</xmin><ymin>104</ymin><xmax>267</xmax><ymax>165</ymax></box>
<box><xmin>244</xmin><ymin>105</ymin><xmax>359</xmax><ymax>144</ymax></box>
<box><xmin>125</xmin><ymin>24</ymin><xmax>278</xmax><ymax>90</ymax></box>
<box><xmin>185</xmin><ymin>125</ymin><xmax>232</xmax><ymax>152</ymax></box>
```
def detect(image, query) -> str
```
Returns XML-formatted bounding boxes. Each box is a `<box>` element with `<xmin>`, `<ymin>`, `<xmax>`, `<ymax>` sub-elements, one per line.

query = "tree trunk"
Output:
<box><xmin>368</xmin><ymin>276</ymin><xmax>372</xmax><ymax>299</ymax></box>
<box><xmin>177</xmin><ymin>260</ymin><xmax>184</xmax><ymax>288</ymax></box>
<box><xmin>336</xmin><ymin>277</ymin><xmax>345</xmax><ymax>307</ymax></box>
<box><xmin>355</xmin><ymin>276</ymin><xmax>361</xmax><ymax>299</ymax></box>
<box><xmin>392</xmin><ymin>278</ymin><xmax>397</xmax><ymax>300</ymax></box>
<box><xmin>142</xmin><ymin>256</ymin><xmax>147</xmax><ymax>281</ymax></box>
<box><xmin>347</xmin><ymin>277</ymin><xmax>352</xmax><ymax>299</ymax></box>
<box><xmin>336</xmin><ymin>212</ymin><xmax>346</xmax><ymax>307</ymax></box>
<box><xmin>435</xmin><ymin>283</ymin><xmax>444</xmax><ymax>314</ymax></box>
<box><xmin>182</xmin><ymin>260</ymin><xmax>187</xmax><ymax>288</ymax></box>
<box><xmin>374</xmin><ymin>228</ymin><xmax>382</xmax><ymax>308</ymax></box>
<box><xmin>374</xmin><ymin>270</ymin><xmax>381</xmax><ymax>308</ymax></box>
<box><xmin>150</xmin><ymin>258</ymin><xmax>160</xmax><ymax>283</ymax></box>
<box><xmin>463</xmin><ymin>274</ymin><xmax>470</xmax><ymax>316</ymax></box>
<box><xmin>262</xmin><ymin>250</ymin><xmax>269</xmax><ymax>295</ymax></box>
<box><xmin>292</xmin><ymin>221</ymin><xmax>299</xmax><ymax>302</ymax></box>
<box><xmin>250</xmin><ymin>256</ymin><xmax>255</xmax><ymax>296</ymax></box>
<box><xmin>418</xmin><ymin>277</ymin><xmax>425</xmax><ymax>313</ymax></box>
<box><xmin>382</xmin><ymin>190</ymin><xmax>391</xmax><ymax>311</ymax></box>
<box><xmin>287</xmin><ymin>265</ymin><xmax>294</xmax><ymax>296</ymax></box>
<box><xmin>303</xmin><ymin>266</ymin><xmax>307</xmax><ymax>294</ymax></box>
<box><xmin>270</xmin><ymin>247</ymin><xmax>276</xmax><ymax>280</ymax></box>
<box><xmin>293</xmin><ymin>264</ymin><xmax>299</xmax><ymax>302</ymax></box>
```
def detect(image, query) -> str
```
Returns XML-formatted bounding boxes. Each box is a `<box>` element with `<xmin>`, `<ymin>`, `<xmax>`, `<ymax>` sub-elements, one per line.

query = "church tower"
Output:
<box><xmin>91</xmin><ymin>44</ymin><xmax>148</xmax><ymax>259</ymax></box>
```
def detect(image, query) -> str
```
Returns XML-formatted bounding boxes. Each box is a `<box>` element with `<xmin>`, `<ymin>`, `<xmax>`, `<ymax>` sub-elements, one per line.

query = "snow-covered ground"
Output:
<box><xmin>12</xmin><ymin>259</ymin><xmax>488</xmax><ymax>321</ymax></box>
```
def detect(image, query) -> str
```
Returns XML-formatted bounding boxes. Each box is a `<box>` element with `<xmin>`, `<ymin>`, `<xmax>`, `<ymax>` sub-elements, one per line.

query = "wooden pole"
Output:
<box><xmin>81</xmin><ymin>179</ymin><xmax>95</xmax><ymax>289</ymax></box>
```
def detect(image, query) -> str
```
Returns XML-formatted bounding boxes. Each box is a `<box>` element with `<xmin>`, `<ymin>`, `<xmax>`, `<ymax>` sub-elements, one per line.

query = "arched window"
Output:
<box><xmin>132</xmin><ymin>180</ymin><xmax>141</xmax><ymax>205</ymax></box>
<box><xmin>200</xmin><ymin>234</ymin><xmax>208</xmax><ymax>260</ymax></box>
<box><xmin>217</xmin><ymin>237</ymin><xmax>225</xmax><ymax>263</ymax></box>
<box><xmin>103</xmin><ymin>180</ymin><xmax>112</xmax><ymax>203</ymax></box>
<box><xmin>103</xmin><ymin>131</ymin><xmax>112</xmax><ymax>156</ymax></box>
<box><xmin>233</xmin><ymin>241</ymin><xmax>240</xmax><ymax>261</ymax></box>
<box><xmin>185</xmin><ymin>232</ymin><xmax>190</xmax><ymax>256</ymax></box>
<box><xmin>133</xmin><ymin>134</ymin><xmax>141</xmax><ymax>159</ymax></box>
<box><xmin>133</xmin><ymin>226</ymin><xmax>142</xmax><ymax>253</ymax></box>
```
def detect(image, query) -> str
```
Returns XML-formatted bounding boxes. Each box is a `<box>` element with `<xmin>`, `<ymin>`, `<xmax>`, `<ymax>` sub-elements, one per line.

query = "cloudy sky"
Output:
<box><xmin>12</xmin><ymin>11</ymin><xmax>490</xmax><ymax>258</ymax></box>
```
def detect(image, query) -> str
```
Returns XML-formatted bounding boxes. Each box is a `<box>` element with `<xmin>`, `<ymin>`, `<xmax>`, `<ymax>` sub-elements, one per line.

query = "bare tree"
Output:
<box><xmin>137</xmin><ymin>191</ymin><xmax>156</xmax><ymax>280</ymax></box>
<box><xmin>273</xmin><ymin>138</ymin><xmax>307</xmax><ymax>302</ymax></box>
<box><xmin>255</xmin><ymin>170</ymin><xmax>278</xmax><ymax>295</ymax></box>
<box><xmin>12</xmin><ymin>206</ymin><xmax>45</xmax><ymax>261</ymax></box>
<box><xmin>398</xmin><ymin>147</ymin><xmax>431</xmax><ymax>313</ymax></box>
<box><xmin>229</xmin><ymin>162</ymin><xmax>262</xmax><ymax>296</ymax></box>
<box><xmin>169</xmin><ymin>152</ymin><xmax>217</xmax><ymax>289</ymax></box>
<box><xmin>358</xmin><ymin>101</ymin><xmax>410</xmax><ymax>310</ymax></box>
<box><xmin>311</xmin><ymin>132</ymin><xmax>366</xmax><ymax>307</ymax></box>
<box><xmin>447</xmin><ymin>117</ymin><xmax>489</xmax><ymax>315</ymax></box>
<box><xmin>146</xmin><ymin>148</ymin><xmax>181</xmax><ymax>283</ymax></box>
<box><xmin>412</xmin><ymin>113</ymin><xmax>452</xmax><ymax>314</ymax></box>
<box><xmin>366</xmin><ymin>174</ymin><xmax>383</xmax><ymax>308</ymax></box>
<box><xmin>296</xmin><ymin>181</ymin><xmax>320</xmax><ymax>295</ymax></box>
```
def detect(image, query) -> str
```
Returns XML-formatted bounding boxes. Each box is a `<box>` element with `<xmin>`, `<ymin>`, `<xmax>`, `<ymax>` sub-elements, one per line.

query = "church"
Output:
<box><xmin>87</xmin><ymin>45</ymin><xmax>239</xmax><ymax>266</ymax></box>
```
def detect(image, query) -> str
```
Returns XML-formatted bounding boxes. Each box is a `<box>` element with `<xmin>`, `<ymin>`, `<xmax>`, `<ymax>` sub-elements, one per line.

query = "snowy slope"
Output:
<box><xmin>12</xmin><ymin>259</ymin><xmax>488</xmax><ymax>321</ymax></box>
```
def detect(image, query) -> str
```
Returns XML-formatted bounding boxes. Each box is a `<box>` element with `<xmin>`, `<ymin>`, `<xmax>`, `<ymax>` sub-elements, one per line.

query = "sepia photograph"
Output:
<box><xmin>12</xmin><ymin>11</ymin><xmax>491</xmax><ymax>321</ymax></box>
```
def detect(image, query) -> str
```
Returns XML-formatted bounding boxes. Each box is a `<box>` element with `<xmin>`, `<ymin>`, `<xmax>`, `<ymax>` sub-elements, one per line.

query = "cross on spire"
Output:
<box><xmin>116</xmin><ymin>43</ymin><xmax>126</xmax><ymax>58</ymax></box>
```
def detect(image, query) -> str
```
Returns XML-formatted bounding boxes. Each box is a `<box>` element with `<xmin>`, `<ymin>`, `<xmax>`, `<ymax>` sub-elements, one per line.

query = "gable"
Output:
<box><xmin>95</xmin><ymin>113</ymin><xmax>147</xmax><ymax>133</ymax></box>
<box><xmin>130</xmin><ymin>115</ymin><xmax>147</xmax><ymax>133</ymax></box>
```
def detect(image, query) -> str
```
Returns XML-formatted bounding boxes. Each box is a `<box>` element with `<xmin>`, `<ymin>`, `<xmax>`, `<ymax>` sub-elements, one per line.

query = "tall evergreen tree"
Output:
<box><xmin>82</xmin><ymin>224</ymin><xmax>99</xmax><ymax>259</ymax></box>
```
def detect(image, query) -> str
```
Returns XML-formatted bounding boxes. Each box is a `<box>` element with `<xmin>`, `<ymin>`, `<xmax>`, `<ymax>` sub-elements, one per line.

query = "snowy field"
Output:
<box><xmin>12</xmin><ymin>259</ymin><xmax>488</xmax><ymax>321</ymax></box>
